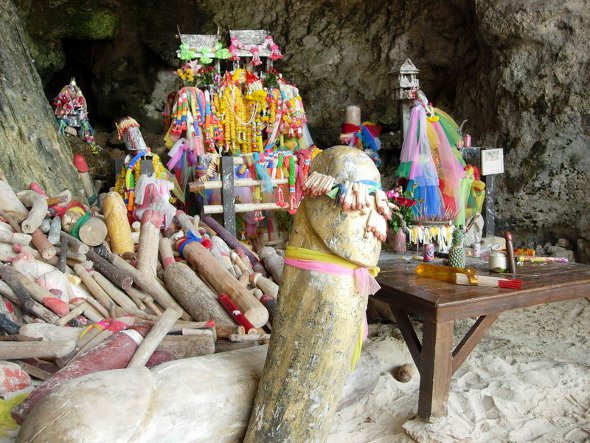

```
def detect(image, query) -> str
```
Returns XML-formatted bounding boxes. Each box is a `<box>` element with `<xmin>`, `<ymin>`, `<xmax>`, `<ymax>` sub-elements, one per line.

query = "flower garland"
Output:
<box><xmin>228</xmin><ymin>35</ymin><xmax>283</xmax><ymax>65</ymax></box>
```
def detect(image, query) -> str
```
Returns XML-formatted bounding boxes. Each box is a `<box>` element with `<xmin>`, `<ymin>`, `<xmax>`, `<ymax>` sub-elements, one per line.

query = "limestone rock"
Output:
<box><xmin>0</xmin><ymin>0</ymin><xmax>85</xmax><ymax>200</ymax></box>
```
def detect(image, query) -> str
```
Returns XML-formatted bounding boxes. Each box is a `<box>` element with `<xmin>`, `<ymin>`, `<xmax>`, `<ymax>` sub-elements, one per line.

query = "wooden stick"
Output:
<box><xmin>73</xmin><ymin>264</ymin><xmax>115</xmax><ymax>312</ymax></box>
<box><xmin>108</xmin><ymin>251</ymin><xmax>188</xmax><ymax>319</ymax></box>
<box><xmin>175</xmin><ymin>210</ymin><xmax>199</xmax><ymax>235</ymax></box>
<box><xmin>60</xmin><ymin>231</ymin><xmax>90</xmax><ymax>254</ymax></box>
<box><xmin>73</xmin><ymin>154</ymin><xmax>97</xmax><ymax>204</ymax></box>
<box><xmin>251</xmin><ymin>273</ymin><xmax>279</xmax><ymax>299</ymax></box>
<box><xmin>125</xmin><ymin>287</ymin><xmax>146</xmax><ymax>310</ymax></box>
<box><xmin>181</xmin><ymin>241</ymin><xmax>268</xmax><ymax>328</ymax></box>
<box><xmin>57</xmin><ymin>237</ymin><xmax>68</xmax><ymax>273</ymax></box>
<box><xmin>160</xmin><ymin>238</ymin><xmax>232</xmax><ymax>324</ymax></box>
<box><xmin>229</xmin><ymin>333</ymin><xmax>271</xmax><ymax>342</ymax></box>
<box><xmin>0</xmin><ymin>266</ymin><xmax>60</xmax><ymax>323</ymax></box>
<box><xmin>86</xmin><ymin>248</ymin><xmax>133</xmax><ymax>291</ymax></box>
<box><xmin>31</xmin><ymin>229</ymin><xmax>57</xmax><ymax>260</ymax></box>
<box><xmin>45</xmin><ymin>190</ymin><xmax>71</xmax><ymax>207</ymax></box>
<box><xmin>56</xmin><ymin>302</ymin><xmax>89</xmax><ymax>327</ymax></box>
<box><xmin>15</xmin><ymin>360</ymin><xmax>53</xmax><ymax>380</ymax></box>
<box><xmin>47</xmin><ymin>216</ymin><xmax>62</xmax><ymax>245</ymax></box>
<box><xmin>259</xmin><ymin>247</ymin><xmax>284</xmax><ymax>284</ymax></box>
<box><xmin>127</xmin><ymin>287</ymin><xmax>157</xmax><ymax>314</ymax></box>
<box><xmin>156</xmin><ymin>333</ymin><xmax>215</xmax><ymax>358</ymax></box>
<box><xmin>80</xmin><ymin>303</ymin><xmax>104</xmax><ymax>322</ymax></box>
<box><xmin>92</xmin><ymin>271</ymin><xmax>138</xmax><ymax>311</ymax></box>
<box><xmin>17</xmin><ymin>190</ymin><xmax>48</xmax><ymax>234</ymax></box>
<box><xmin>83</xmin><ymin>295</ymin><xmax>110</xmax><ymax>318</ymax></box>
<box><xmin>136</xmin><ymin>210</ymin><xmax>161</xmax><ymax>278</ymax></box>
<box><xmin>190</xmin><ymin>177</ymin><xmax>289</xmax><ymax>192</ymax></box>
<box><xmin>0</xmin><ymin>313</ymin><xmax>20</xmax><ymax>334</ymax></box>
<box><xmin>215</xmin><ymin>325</ymin><xmax>245</xmax><ymax>339</ymax></box>
<box><xmin>231</xmin><ymin>251</ymin><xmax>251</xmax><ymax>275</ymax></box>
<box><xmin>202</xmin><ymin>215</ymin><xmax>266</xmax><ymax>275</ymax></box>
<box><xmin>127</xmin><ymin>308</ymin><xmax>181</xmax><ymax>368</ymax></box>
<box><xmin>0</xmin><ymin>341</ymin><xmax>75</xmax><ymax>359</ymax></box>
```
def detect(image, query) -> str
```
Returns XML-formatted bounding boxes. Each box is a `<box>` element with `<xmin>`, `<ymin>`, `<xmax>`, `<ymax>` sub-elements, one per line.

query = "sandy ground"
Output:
<box><xmin>329</xmin><ymin>297</ymin><xmax>590</xmax><ymax>442</ymax></box>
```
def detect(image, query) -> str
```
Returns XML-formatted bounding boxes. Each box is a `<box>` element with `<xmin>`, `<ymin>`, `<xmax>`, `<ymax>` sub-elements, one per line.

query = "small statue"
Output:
<box><xmin>52</xmin><ymin>78</ymin><xmax>101</xmax><ymax>154</ymax></box>
<box><xmin>113</xmin><ymin>117</ymin><xmax>176</xmax><ymax>227</ymax></box>
<box><xmin>448</xmin><ymin>227</ymin><xmax>466</xmax><ymax>268</ymax></box>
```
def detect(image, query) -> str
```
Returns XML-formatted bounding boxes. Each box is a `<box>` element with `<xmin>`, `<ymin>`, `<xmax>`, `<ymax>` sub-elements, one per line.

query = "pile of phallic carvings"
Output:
<box><xmin>0</xmin><ymin>174</ymin><xmax>284</xmax><ymax>424</ymax></box>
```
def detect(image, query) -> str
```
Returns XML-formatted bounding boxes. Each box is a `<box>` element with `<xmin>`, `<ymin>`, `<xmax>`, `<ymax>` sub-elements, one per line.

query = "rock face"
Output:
<box><xmin>463</xmin><ymin>0</ymin><xmax>590</xmax><ymax>262</ymax></box>
<box><xmin>0</xmin><ymin>0</ymin><xmax>84</xmax><ymax>199</ymax></box>
<box><xmin>8</xmin><ymin>0</ymin><xmax>590</xmax><ymax>261</ymax></box>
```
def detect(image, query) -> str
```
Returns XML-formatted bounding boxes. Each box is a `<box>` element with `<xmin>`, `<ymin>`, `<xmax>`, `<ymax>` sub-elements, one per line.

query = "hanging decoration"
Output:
<box><xmin>339</xmin><ymin>105</ymin><xmax>383</xmax><ymax>168</ymax></box>
<box><xmin>396</xmin><ymin>89</ymin><xmax>469</xmax><ymax>226</ymax></box>
<box><xmin>163</xmin><ymin>30</ymin><xmax>317</xmax><ymax>241</ymax></box>
<box><xmin>52</xmin><ymin>78</ymin><xmax>101</xmax><ymax>154</ymax></box>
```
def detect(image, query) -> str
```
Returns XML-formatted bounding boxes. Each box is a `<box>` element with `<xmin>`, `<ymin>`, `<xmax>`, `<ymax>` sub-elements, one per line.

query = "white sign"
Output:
<box><xmin>481</xmin><ymin>148</ymin><xmax>504</xmax><ymax>175</ymax></box>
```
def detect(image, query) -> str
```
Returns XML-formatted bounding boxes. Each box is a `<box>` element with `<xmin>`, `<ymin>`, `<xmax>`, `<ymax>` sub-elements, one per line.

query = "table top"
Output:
<box><xmin>374</xmin><ymin>254</ymin><xmax>590</xmax><ymax>322</ymax></box>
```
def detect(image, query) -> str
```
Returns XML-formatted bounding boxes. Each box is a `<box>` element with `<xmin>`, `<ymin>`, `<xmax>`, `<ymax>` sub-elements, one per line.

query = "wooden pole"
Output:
<box><xmin>156</xmin><ymin>333</ymin><xmax>215</xmax><ymax>358</ymax></box>
<box><xmin>106</xmin><ymin>251</ymin><xmax>187</xmax><ymax>319</ymax></box>
<box><xmin>136</xmin><ymin>210</ymin><xmax>161</xmax><ymax>279</ymax></box>
<box><xmin>86</xmin><ymin>248</ymin><xmax>133</xmax><ymax>291</ymax></box>
<box><xmin>73</xmin><ymin>264</ymin><xmax>115</xmax><ymax>312</ymax></box>
<box><xmin>202</xmin><ymin>215</ymin><xmax>266</xmax><ymax>275</ymax></box>
<box><xmin>250</xmin><ymin>273</ymin><xmax>279</xmax><ymax>299</ymax></box>
<box><xmin>181</xmin><ymin>240</ymin><xmax>268</xmax><ymax>328</ymax></box>
<box><xmin>91</xmin><ymin>272</ymin><xmax>138</xmax><ymax>311</ymax></box>
<box><xmin>0</xmin><ymin>266</ymin><xmax>60</xmax><ymax>323</ymax></box>
<box><xmin>60</xmin><ymin>231</ymin><xmax>90</xmax><ymax>254</ymax></box>
<box><xmin>160</xmin><ymin>238</ymin><xmax>233</xmax><ymax>324</ymax></box>
<box><xmin>127</xmin><ymin>308</ymin><xmax>181</xmax><ymax>368</ymax></box>
<box><xmin>189</xmin><ymin>177</ymin><xmax>289</xmax><ymax>192</ymax></box>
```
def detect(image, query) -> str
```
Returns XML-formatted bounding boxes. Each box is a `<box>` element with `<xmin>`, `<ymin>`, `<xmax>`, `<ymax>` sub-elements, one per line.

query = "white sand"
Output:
<box><xmin>330</xmin><ymin>298</ymin><xmax>590</xmax><ymax>442</ymax></box>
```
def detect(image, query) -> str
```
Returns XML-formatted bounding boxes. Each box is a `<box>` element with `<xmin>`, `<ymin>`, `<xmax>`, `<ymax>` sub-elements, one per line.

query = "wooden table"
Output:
<box><xmin>373</xmin><ymin>258</ymin><xmax>590</xmax><ymax>421</ymax></box>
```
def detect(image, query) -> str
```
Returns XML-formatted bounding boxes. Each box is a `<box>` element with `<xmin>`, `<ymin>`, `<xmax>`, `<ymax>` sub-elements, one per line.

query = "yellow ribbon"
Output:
<box><xmin>285</xmin><ymin>246</ymin><xmax>380</xmax><ymax>277</ymax></box>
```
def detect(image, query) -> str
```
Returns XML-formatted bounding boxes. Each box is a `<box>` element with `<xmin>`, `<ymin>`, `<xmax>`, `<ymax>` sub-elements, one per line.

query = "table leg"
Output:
<box><xmin>418</xmin><ymin>319</ymin><xmax>454</xmax><ymax>421</ymax></box>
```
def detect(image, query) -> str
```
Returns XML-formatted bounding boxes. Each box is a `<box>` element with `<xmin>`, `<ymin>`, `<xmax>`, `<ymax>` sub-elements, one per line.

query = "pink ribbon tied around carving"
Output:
<box><xmin>284</xmin><ymin>246</ymin><xmax>381</xmax><ymax>297</ymax></box>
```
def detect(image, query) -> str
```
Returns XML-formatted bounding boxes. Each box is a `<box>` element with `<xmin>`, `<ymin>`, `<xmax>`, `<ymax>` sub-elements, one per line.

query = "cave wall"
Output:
<box><xmin>0</xmin><ymin>0</ymin><xmax>84</xmax><ymax>198</ymax></box>
<box><xmin>13</xmin><ymin>0</ymin><xmax>590</xmax><ymax>260</ymax></box>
